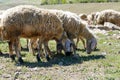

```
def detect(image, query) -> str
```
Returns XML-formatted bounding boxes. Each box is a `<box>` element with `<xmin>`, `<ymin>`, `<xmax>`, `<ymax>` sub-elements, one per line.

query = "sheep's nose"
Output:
<box><xmin>86</xmin><ymin>50</ymin><xmax>91</xmax><ymax>54</ymax></box>
<box><xmin>65</xmin><ymin>52</ymin><xmax>72</xmax><ymax>56</ymax></box>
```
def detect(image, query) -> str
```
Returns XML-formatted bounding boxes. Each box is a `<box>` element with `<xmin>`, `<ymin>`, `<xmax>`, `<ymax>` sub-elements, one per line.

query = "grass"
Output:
<box><xmin>0</xmin><ymin>31</ymin><xmax>120</xmax><ymax>80</ymax></box>
<box><xmin>0</xmin><ymin>2</ymin><xmax>120</xmax><ymax>80</ymax></box>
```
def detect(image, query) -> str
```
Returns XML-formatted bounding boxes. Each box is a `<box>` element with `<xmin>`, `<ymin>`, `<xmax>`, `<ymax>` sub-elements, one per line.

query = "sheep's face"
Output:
<box><xmin>96</xmin><ymin>15</ymin><xmax>104</xmax><ymax>25</ymax></box>
<box><xmin>86</xmin><ymin>38</ymin><xmax>97</xmax><ymax>54</ymax></box>
<box><xmin>87</xmin><ymin>13</ymin><xmax>97</xmax><ymax>25</ymax></box>
<box><xmin>57</xmin><ymin>39</ymin><xmax>73</xmax><ymax>56</ymax></box>
<box><xmin>64</xmin><ymin>39</ymin><xmax>73</xmax><ymax>56</ymax></box>
<box><xmin>87</xmin><ymin>14</ymin><xmax>94</xmax><ymax>25</ymax></box>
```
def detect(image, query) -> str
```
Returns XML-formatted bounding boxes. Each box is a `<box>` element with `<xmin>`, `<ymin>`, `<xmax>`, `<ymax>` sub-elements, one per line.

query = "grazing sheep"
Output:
<box><xmin>28</xmin><ymin>10</ymin><xmax>97</xmax><ymax>56</ymax></box>
<box><xmin>27</xmin><ymin>10</ymin><xmax>97</xmax><ymax>55</ymax></box>
<box><xmin>0</xmin><ymin>5</ymin><xmax>72</xmax><ymax>63</ymax></box>
<box><xmin>49</xmin><ymin>10</ymin><xmax>97</xmax><ymax>55</ymax></box>
<box><xmin>95</xmin><ymin>9</ymin><xmax>120</xmax><ymax>27</ymax></box>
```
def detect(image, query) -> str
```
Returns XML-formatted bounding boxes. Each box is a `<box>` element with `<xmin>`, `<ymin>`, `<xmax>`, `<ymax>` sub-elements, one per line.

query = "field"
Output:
<box><xmin>0</xmin><ymin>1</ymin><xmax>120</xmax><ymax>80</ymax></box>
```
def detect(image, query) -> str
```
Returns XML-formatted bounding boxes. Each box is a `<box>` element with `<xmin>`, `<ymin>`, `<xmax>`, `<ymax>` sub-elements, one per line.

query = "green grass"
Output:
<box><xmin>0</xmin><ymin>2</ymin><xmax>120</xmax><ymax>80</ymax></box>
<box><xmin>0</xmin><ymin>31</ymin><xmax>120</xmax><ymax>80</ymax></box>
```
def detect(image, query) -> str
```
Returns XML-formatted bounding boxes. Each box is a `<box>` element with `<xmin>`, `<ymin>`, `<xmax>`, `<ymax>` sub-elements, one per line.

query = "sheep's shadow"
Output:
<box><xmin>20</xmin><ymin>53</ymin><xmax>105</xmax><ymax>68</ymax></box>
<box><xmin>0</xmin><ymin>51</ymin><xmax>105</xmax><ymax>68</ymax></box>
<box><xmin>21</xmin><ymin>47</ymin><xmax>29</xmax><ymax>51</ymax></box>
<box><xmin>0</xmin><ymin>52</ymin><xmax>27</xmax><ymax>58</ymax></box>
<box><xmin>76</xmin><ymin>48</ymin><xmax>100</xmax><ymax>52</ymax></box>
<box><xmin>0</xmin><ymin>52</ymin><xmax>10</xmax><ymax>58</ymax></box>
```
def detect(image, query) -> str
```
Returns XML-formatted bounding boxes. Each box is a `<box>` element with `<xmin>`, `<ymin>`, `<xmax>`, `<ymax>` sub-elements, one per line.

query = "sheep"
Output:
<box><xmin>34</xmin><ymin>10</ymin><xmax>97</xmax><ymax>55</ymax></box>
<box><xmin>95</xmin><ymin>9</ymin><xmax>120</xmax><ymax>26</ymax></box>
<box><xmin>28</xmin><ymin>10</ymin><xmax>97</xmax><ymax>57</ymax></box>
<box><xmin>0</xmin><ymin>5</ymin><xmax>72</xmax><ymax>63</ymax></box>
<box><xmin>49</xmin><ymin>10</ymin><xmax>97</xmax><ymax>55</ymax></box>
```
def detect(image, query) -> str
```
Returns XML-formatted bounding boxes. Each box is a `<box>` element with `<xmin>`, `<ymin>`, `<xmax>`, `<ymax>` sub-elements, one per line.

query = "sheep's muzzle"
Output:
<box><xmin>65</xmin><ymin>52</ymin><xmax>72</xmax><ymax>56</ymax></box>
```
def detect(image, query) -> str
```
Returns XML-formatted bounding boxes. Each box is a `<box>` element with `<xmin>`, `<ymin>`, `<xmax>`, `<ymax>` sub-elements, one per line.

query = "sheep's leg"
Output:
<box><xmin>76</xmin><ymin>37</ymin><xmax>86</xmax><ymax>50</ymax></box>
<box><xmin>28</xmin><ymin>39</ymin><xmax>36</xmax><ymax>56</ymax></box>
<box><xmin>79</xmin><ymin>37</ymin><xmax>86</xmax><ymax>50</ymax></box>
<box><xmin>56</xmin><ymin>40</ymin><xmax>62</xmax><ymax>54</ymax></box>
<box><xmin>70</xmin><ymin>39</ymin><xmax>76</xmax><ymax>55</ymax></box>
<box><xmin>14</xmin><ymin>38</ymin><xmax>24</xmax><ymax>64</ymax></box>
<box><xmin>8</xmin><ymin>41</ymin><xmax>15</xmax><ymax>61</ymax></box>
<box><xmin>43</xmin><ymin>41</ymin><xmax>52</xmax><ymax>61</ymax></box>
<box><xmin>26</xmin><ymin>39</ymin><xmax>29</xmax><ymax>49</ymax></box>
<box><xmin>76</xmin><ymin>37</ymin><xmax>79</xmax><ymax>49</ymax></box>
<box><xmin>36</xmin><ymin>39</ymin><xmax>42</xmax><ymax>62</ymax></box>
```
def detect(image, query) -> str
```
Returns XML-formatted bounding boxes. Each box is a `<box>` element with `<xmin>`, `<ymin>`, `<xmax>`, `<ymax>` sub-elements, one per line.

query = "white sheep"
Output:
<box><xmin>95</xmin><ymin>9</ymin><xmax>120</xmax><ymax>27</ymax></box>
<box><xmin>28</xmin><ymin>10</ymin><xmax>97</xmax><ymax>57</ymax></box>
<box><xmin>49</xmin><ymin>9</ymin><xmax>97</xmax><ymax>55</ymax></box>
<box><xmin>0</xmin><ymin>5</ymin><xmax>72</xmax><ymax>63</ymax></box>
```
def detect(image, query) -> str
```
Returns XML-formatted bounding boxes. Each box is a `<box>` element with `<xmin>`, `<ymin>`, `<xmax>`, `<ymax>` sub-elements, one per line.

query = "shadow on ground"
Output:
<box><xmin>0</xmin><ymin>49</ymin><xmax>105</xmax><ymax>68</ymax></box>
<box><xmin>21</xmin><ymin>53</ymin><xmax>105</xmax><ymax>68</ymax></box>
<box><xmin>76</xmin><ymin>48</ymin><xmax>100</xmax><ymax>52</ymax></box>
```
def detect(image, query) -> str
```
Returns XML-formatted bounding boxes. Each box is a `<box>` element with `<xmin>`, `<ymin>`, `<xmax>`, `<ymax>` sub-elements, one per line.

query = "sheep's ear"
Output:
<box><xmin>91</xmin><ymin>38</ymin><xmax>97</xmax><ymax>50</ymax></box>
<box><xmin>79</xmin><ymin>14</ymin><xmax>87</xmax><ymax>20</ymax></box>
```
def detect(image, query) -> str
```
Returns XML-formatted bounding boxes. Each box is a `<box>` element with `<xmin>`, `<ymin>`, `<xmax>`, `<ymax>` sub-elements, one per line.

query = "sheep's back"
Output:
<box><xmin>0</xmin><ymin>5</ymin><xmax>63</xmax><ymax>40</ymax></box>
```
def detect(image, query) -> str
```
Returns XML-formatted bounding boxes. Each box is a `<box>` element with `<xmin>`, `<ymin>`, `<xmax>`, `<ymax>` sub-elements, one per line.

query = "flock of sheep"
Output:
<box><xmin>0</xmin><ymin>5</ymin><xmax>119</xmax><ymax>64</ymax></box>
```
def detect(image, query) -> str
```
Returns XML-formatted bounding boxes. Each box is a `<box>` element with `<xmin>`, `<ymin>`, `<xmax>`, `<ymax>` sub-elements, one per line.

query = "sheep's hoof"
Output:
<box><xmin>36</xmin><ymin>54</ymin><xmax>41</xmax><ymax>62</ymax></box>
<box><xmin>75</xmin><ymin>47</ymin><xmax>78</xmax><ymax>50</ymax></box>
<box><xmin>18</xmin><ymin>57</ymin><xmax>24</xmax><ymax>64</ymax></box>
<box><xmin>94</xmin><ymin>47</ymin><xmax>97</xmax><ymax>51</ymax></box>
<box><xmin>65</xmin><ymin>52</ymin><xmax>72</xmax><ymax>56</ymax></box>
<box><xmin>57</xmin><ymin>51</ymin><xmax>62</xmax><ymax>54</ymax></box>
<box><xmin>10</xmin><ymin>55</ymin><xmax>15</xmax><ymax>61</ymax></box>
<box><xmin>46</xmin><ymin>55</ymin><xmax>50</xmax><ymax>61</ymax></box>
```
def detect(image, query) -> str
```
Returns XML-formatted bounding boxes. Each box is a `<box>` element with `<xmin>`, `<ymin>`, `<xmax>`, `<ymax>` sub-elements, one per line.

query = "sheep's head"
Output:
<box><xmin>64</xmin><ymin>39</ymin><xmax>73</xmax><ymax>56</ymax></box>
<box><xmin>87</xmin><ymin>13</ymin><xmax>95</xmax><ymax>25</ymax></box>
<box><xmin>56</xmin><ymin>39</ymin><xmax>72</xmax><ymax>56</ymax></box>
<box><xmin>57</xmin><ymin>32</ymin><xmax>73</xmax><ymax>56</ymax></box>
<box><xmin>57</xmin><ymin>39</ymin><xmax>73</xmax><ymax>56</ymax></box>
<box><xmin>87</xmin><ymin>12</ymin><xmax>100</xmax><ymax>25</ymax></box>
<box><xmin>96</xmin><ymin>14</ymin><xmax>104</xmax><ymax>25</ymax></box>
<box><xmin>86</xmin><ymin>38</ymin><xmax>97</xmax><ymax>54</ymax></box>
